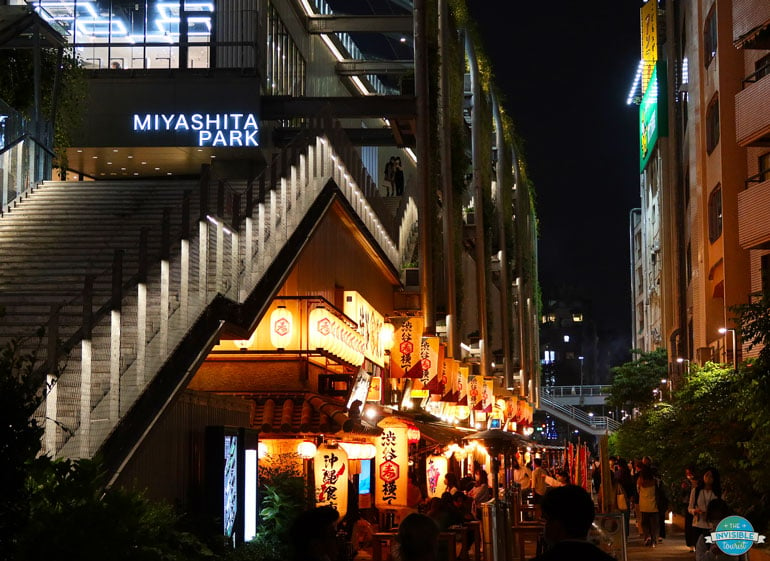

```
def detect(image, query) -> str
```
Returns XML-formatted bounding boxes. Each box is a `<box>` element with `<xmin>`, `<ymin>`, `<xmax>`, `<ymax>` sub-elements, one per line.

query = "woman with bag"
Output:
<box><xmin>636</xmin><ymin>465</ymin><xmax>660</xmax><ymax>547</ymax></box>
<box><xmin>689</xmin><ymin>468</ymin><xmax>722</xmax><ymax>548</ymax></box>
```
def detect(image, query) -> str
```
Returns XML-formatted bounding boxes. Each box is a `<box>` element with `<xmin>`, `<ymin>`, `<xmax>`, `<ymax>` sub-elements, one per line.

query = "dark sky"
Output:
<box><xmin>466</xmin><ymin>1</ymin><xmax>643</xmax><ymax>339</ymax></box>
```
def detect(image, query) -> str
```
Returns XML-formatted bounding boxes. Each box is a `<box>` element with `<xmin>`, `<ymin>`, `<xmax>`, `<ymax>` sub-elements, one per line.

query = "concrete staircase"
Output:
<box><xmin>0</xmin><ymin>128</ymin><xmax>418</xmax><ymax>469</ymax></box>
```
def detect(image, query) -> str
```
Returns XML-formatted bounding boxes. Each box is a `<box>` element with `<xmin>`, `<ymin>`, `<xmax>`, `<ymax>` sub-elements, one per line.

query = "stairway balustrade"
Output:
<box><xmin>2</xmin><ymin>119</ymin><xmax>418</xmax><ymax>461</ymax></box>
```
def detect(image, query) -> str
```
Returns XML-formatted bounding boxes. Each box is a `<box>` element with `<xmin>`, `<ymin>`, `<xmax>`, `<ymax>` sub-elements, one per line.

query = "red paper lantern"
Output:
<box><xmin>407</xmin><ymin>424</ymin><xmax>421</xmax><ymax>444</ymax></box>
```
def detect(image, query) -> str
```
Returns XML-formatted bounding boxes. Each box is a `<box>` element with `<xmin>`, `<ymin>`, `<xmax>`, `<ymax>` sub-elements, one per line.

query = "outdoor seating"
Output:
<box><xmin>509</xmin><ymin>524</ymin><xmax>544</xmax><ymax>561</ymax></box>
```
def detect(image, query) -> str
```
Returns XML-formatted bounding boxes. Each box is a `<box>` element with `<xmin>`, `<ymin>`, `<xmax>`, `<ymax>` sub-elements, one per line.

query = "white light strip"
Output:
<box><xmin>320</xmin><ymin>33</ymin><xmax>345</xmax><ymax>62</ymax></box>
<box><xmin>682</xmin><ymin>57</ymin><xmax>689</xmax><ymax>85</ymax></box>
<box><xmin>626</xmin><ymin>59</ymin><xmax>645</xmax><ymax>105</ymax></box>
<box><xmin>351</xmin><ymin>75</ymin><xmax>370</xmax><ymax>95</ymax></box>
<box><xmin>299</xmin><ymin>0</ymin><xmax>316</xmax><ymax>16</ymax></box>
<box><xmin>206</xmin><ymin>214</ymin><xmax>234</xmax><ymax>236</ymax></box>
<box><xmin>405</xmin><ymin>147</ymin><xmax>417</xmax><ymax>164</ymax></box>
<box><xmin>245</xmin><ymin>450</ymin><xmax>257</xmax><ymax>541</ymax></box>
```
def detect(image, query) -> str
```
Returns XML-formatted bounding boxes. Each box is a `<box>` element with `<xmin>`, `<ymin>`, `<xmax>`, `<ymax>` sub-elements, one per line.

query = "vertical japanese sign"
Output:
<box><xmin>344</xmin><ymin>291</ymin><xmax>385</xmax><ymax>365</ymax></box>
<box><xmin>468</xmin><ymin>374</ymin><xmax>481</xmax><ymax>410</ymax></box>
<box><xmin>640</xmin><ymin>0</ymin><xmax>658</xmax><ymax>92</ymax></box>
<box><xmin>412</xmin><ymin>336</ymin><xmax>440</xmax><ymax>397</ymax></box>
<box><xmin>454</xmin><ymin>365</ymin><xmax>470</xmax><ymax>419</ymax></box>
<box><xmin>441</xmin><ymin>358</ymin><xmax>459</xmax><ymax>402</ymax></box>
<box><xmin>481</xmin><ymin>377</ymin><xmax>495</xmax><ymax>413</ymax></box>
<box><xmin>392</xmin><ymin>317</ymin><xmax>424</xmax><ymax>378</ymax></box>
<box><xmin>375</xmin><ymin>418</ymin><xmax>409</xmax><ymax>508</ymax></box>
<box><xmin>315</xmin><ymin>443</ymin><xmax>349</xmax><ymax>518</ymax></box>
<box><xmin>426</xmin><ymin>455</ymin><xmax>448</xmax><ymax>498</ymax></box>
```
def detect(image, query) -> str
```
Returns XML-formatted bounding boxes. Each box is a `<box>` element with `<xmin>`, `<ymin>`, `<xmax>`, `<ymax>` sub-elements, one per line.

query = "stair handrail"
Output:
<box><xmin>33</xmin><ymin>121</ymin><xmax>403</xmax><ymax>459</ymax></box>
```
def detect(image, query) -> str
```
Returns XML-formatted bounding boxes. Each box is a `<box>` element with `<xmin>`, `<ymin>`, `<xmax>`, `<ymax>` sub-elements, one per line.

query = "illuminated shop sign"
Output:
<box><xmin>132</xmin><ymin>113</ymin><xmax>260</xmax><ymax>147</ymax></box>
<box><xmin>640</xmin><ymin>0</ymin><xmax>658</xmax><ymax>92</ymax></box>
<box><xmin>639</xmin><ymin>62</ymin><xmax>667</xmax><ymax>171</ymax></box>
<box><xmin>343</xmin><ymin>291</ymin><xmax>386</xmax><ymax>365</ymax></box>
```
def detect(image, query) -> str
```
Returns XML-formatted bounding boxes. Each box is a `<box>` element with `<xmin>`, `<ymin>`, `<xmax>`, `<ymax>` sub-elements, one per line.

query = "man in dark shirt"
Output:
<box><xmin>532</xmin><ymin>485</ymin><xmax>616</xmax><ymax>561</ymax></box>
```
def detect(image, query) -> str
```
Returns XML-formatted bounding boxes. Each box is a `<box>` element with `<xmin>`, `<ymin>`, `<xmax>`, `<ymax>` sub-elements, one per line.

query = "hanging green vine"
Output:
<box><xmin>0</xmin><ymin>48</ymin><xmax>87</xmax><ymax>171</ymax></box>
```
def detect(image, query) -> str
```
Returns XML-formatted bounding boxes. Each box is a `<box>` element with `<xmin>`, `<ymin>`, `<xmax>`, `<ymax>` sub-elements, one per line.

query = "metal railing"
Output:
<box><xmin>741</xmin><ymin>62</ymin><xmax>770</xmax><ymax>89</ymax></box>
<box><xmin>539</xmin><ymin>395</ymin><xmax>621</xmax><ymax>434</ymax></box>
<box><xmin>540</xmin><ymin>385</ymin><xmax>612</xmax><ymax>399</ymax></box>
<box><xmin>744</xmin><ymin>170</ymin><xmax>770</xmax><ymax>191</ymax></box>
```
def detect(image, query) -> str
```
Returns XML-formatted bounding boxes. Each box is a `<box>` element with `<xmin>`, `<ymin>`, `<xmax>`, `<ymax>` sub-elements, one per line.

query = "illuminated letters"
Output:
<box><xmin>132</xmin><ymin>112</ymin><xmax>260</xmax><ymax>147</ymax></box>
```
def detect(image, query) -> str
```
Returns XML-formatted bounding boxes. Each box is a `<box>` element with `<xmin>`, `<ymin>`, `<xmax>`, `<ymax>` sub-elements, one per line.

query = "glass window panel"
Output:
<box><xmin>146</xmin><ymin>45</ymin><xmax>178</xmax><ymax>68</ymax></box>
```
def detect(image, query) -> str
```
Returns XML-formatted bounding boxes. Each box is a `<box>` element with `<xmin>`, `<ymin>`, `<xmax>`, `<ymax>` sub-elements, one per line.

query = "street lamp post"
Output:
<box><xmin>661</xmin><ymin>378</ymin><xmax>672</xmax><ymax>401</ymax></box>
<box><xmin>719</xmin><ymin>327</ymin><xmax>738</xmax><ymax>371</ymax></box>
<box><xmin>676</xmin><ymin>357</ymin><xmax>690</xmax><ymax>377</ymax></box>
<box><xmin>578</xmin><ymin>355</ymin><xmax>585</xmax><ymax>405</ymax></box>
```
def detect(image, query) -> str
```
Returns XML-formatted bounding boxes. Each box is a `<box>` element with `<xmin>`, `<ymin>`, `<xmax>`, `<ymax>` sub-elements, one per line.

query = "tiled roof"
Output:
<box><xmin>248</xmin><ymin>392</ymin><xmax>381</xmax><ymax>436</ymax></box>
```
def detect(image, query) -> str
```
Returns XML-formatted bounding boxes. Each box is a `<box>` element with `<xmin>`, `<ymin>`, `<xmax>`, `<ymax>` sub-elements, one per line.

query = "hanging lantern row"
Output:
<box><xmin>309</xmin><ymin>306</ymin><xmax>366</xmax><ymax>366</ymax></box>
<box><xmin>338</xmin><ymin>441</ymin><xmax>377</xmax><ymax>460</ymax></box>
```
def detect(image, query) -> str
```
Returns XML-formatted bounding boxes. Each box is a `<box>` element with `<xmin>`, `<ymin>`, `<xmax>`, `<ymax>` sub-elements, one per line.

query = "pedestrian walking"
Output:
<box><xmin>383</xmin><ymin>156</ymin><xmax>395</xmax><ymax>197</ymax></box>
<box><xmin>394</xmin><ymin>156</ymin><xmax>404</xmax><ymax>196</ymax></box>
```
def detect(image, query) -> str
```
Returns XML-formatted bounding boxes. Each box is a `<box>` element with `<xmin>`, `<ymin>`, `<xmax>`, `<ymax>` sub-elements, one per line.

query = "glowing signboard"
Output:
<box><xmin>132</xmin><ymin>113</ymin><xmax>260</xmax><ymax>147</ymax></box>
<box><xmin>343</xmin><ymin>291</ymin><xmax>386</xmax><ymax>365</ymax></box>
<box><xmin>640</xmin><ymin>0</ymin><xmax>658</xmax><ymax>92</ymax></box>
<box><xmin>639</xmin><ymin>62</ymin><xmax>668</xmax><ymax>171</ymax></box>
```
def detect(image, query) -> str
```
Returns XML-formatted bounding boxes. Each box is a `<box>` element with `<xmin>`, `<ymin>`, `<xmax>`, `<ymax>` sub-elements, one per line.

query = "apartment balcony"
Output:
<box><xmin>738</xmin><ymin>176</ymin><xmax>770</xmax><ymax>249</ymax></box>
<box><xmin>735</xmin><ymin>72</ymin><xmax>770</xmax><ymax>146</ymax></box>
<box><xmin>733</xmin><ymin>0</ymin><xmax>770</xmax><ymax>49</ymax></box>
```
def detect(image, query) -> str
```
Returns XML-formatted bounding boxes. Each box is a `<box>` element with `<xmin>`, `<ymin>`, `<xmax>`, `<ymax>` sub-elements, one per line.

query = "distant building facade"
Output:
<box><xmin>628</xmin><ymin>0</ymin><xmax>769</xmax><ymax>378</ymax></box>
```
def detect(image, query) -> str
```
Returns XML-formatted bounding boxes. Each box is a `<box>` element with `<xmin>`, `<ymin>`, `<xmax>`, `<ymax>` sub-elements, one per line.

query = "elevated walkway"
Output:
<box><xmin>538</xmin><ymin>394</ymin><xmax>620</xmax><ymax>436</ymax></box>
<box><xmin>540</xmin><ymin>385</ymin><xmax>611</xmax><ymax>406</ymax></box>
<box><xmin>0</xmin><ymin>120</ymin><xmax>419</xmax><ymax>479</ymax></box>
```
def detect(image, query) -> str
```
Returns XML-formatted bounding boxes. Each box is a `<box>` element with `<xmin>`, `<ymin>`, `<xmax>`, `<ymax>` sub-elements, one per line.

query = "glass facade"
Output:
<box><xmin>22</xmin><ymin>0</ymin><xmax>257</xmax><ymax>70</ymax></box>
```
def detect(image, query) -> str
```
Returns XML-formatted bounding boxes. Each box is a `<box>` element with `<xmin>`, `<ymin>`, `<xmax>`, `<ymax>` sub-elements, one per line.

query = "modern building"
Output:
<box><xmin>539</xmin><ymin>296</ymin><xmax>597</xmax><ymax>388</ymax></box>
<box><xmin>628</xmin><ymin>0</ymin><xmax>769</xmax><ymax>379</ymax></box>
<box><xmin>0</xmin><ymin>0</ymin><xmax>539</xmax><ymax>537</ymax></box>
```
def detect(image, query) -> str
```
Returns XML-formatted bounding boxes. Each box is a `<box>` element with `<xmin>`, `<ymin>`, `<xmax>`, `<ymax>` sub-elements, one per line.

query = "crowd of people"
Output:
<box><xmin>287</xmin><ymin>455</ymin><xmax>744</xmax><ymax>561</ymax></box>
<box><xmin>589</xmin><ymin>455</ymin><xmax>743</xmax><ymax>561</ymax></box>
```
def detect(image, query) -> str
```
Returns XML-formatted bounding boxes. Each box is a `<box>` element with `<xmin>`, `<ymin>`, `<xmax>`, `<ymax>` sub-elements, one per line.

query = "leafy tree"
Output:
<box><xmin>0</xmin><ymin>47</ymin><xmax>86</xmax><ymax>170</ymax></box>
<box><xmin>733</xmin><ymin>293</ymin><xmax>770</xmax><ymax>369</ymax></box>
<box><xmin>0</xmin><ymin>332</ymin><xmax>45</xmax><ymax>558</ymax></box>
<box><xmin>245</xmin><ymin>454</ymin><xmax>306</xmax><ymax>561</ymax></box>
<box><xmin>611</xmin><ymin>357</ymin><xmax>770</xmax><ymax>534</ymax></box>
<box><xmin>0</xmin><ymin>332</ymin><xmax>217</xmax><ymax>560</ymax></box>
<box><xmin>606</xmin><ymin>348</ymin><xmax>669</xmax><ymax>412</ymax></box>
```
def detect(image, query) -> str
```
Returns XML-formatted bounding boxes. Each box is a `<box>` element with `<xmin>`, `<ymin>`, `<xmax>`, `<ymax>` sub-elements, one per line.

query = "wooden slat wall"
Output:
<box><xmin>115</xmin><ymin>390</ymin><xmax>250</xmax><ymax>505</ymax></box>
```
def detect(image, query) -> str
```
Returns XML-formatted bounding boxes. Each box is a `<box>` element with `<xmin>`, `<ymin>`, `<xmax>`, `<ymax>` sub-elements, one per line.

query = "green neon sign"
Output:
<box><xmin>639</xmin><ymin>62</ymin><xmax>668</xmax><ymax>171</ymax></box>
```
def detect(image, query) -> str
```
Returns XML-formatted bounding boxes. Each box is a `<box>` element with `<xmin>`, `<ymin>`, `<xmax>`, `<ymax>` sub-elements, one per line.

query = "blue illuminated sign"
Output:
<box><xmin>132</xmin><ymin>113</ymin><xmax>260</xmax><ymax>147</ymax></box>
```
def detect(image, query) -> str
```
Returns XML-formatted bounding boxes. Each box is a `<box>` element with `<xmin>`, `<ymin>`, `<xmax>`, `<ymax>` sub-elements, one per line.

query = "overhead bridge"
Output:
<box><xmin>538</xmin><ymin>386</ymin><xmax>620</xmax><ymax>436</ymax></box>
<box><xmin>541</xmin><ymin>385</ymin><xmax>611</xmax><ymax>406</ymax></box>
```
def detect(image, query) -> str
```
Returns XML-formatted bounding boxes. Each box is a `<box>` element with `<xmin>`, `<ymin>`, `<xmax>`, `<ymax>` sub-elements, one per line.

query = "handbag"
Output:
<box><xmin>617</xmin><ymin>488</ymin><xmax>628</xmax><ymax>511</ymax></box>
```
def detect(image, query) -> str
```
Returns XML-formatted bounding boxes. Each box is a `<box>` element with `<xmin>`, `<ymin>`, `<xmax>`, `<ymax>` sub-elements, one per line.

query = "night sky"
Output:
<box><xmin>467</xmin><ymin>1</ymin><xmax>643</xmax><ymax>345</ymax></box>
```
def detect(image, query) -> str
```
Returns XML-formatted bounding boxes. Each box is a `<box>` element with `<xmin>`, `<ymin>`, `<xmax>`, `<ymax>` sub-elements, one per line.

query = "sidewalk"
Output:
<box><xmin>626</xmin><ymin>520</ymin><xmax>693</xmax><ymax>561</ymax></box>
